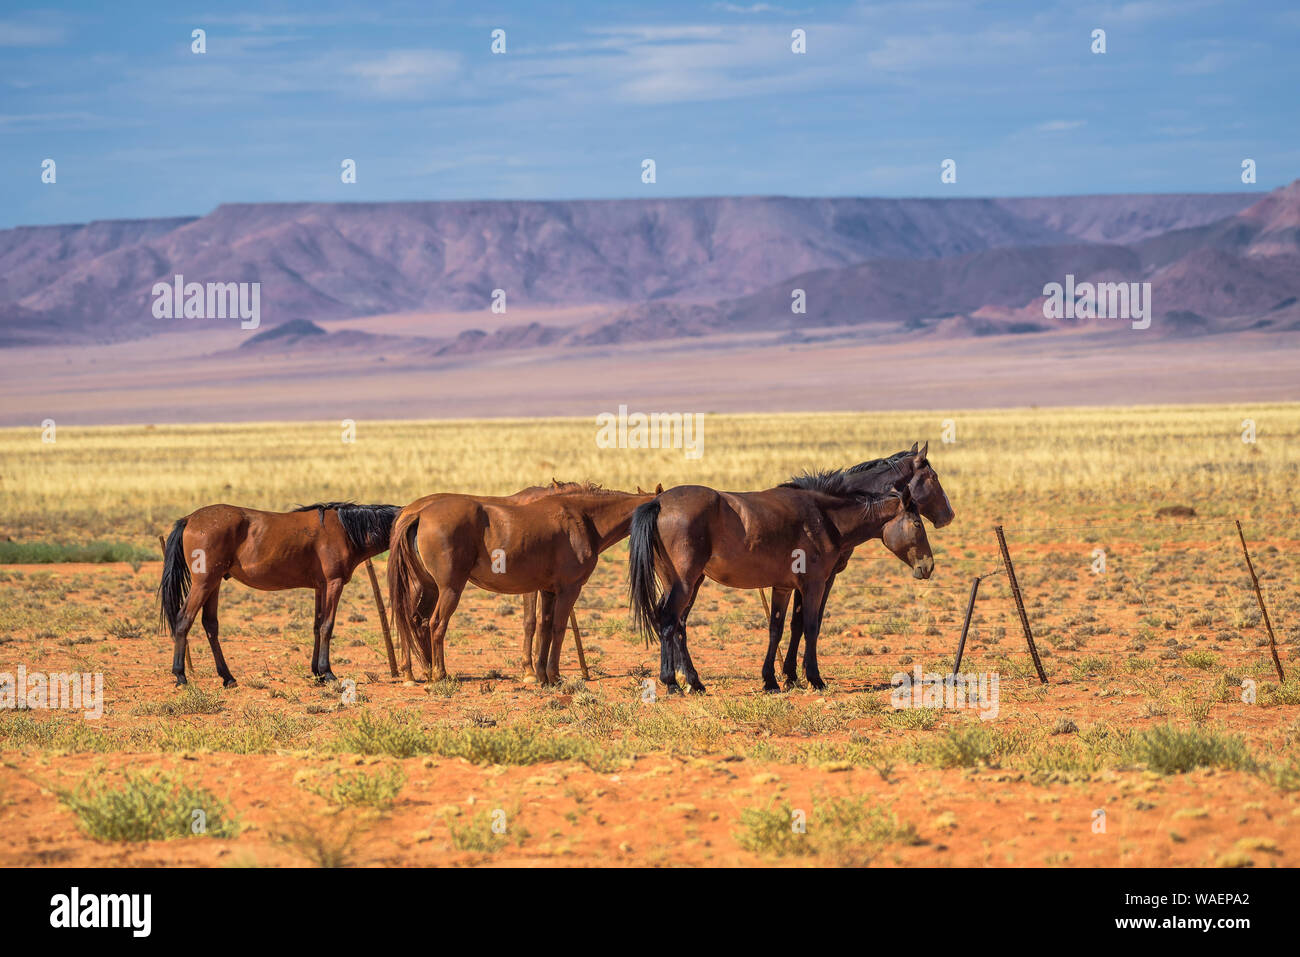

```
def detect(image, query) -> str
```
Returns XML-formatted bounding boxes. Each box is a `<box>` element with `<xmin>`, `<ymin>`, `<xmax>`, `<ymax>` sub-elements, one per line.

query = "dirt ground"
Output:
<box><xmin>1</xmin><ymin>539</ymin><xmax>1297</xmax><ymax>867</ymax></box>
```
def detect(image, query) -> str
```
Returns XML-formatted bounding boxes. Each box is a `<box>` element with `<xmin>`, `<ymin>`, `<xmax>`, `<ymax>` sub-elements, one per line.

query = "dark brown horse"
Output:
<box><xmin>159</xmin><ymin>502</ymin><xmax>400</xmax><ymax>686</ymax></box>
<box><xmin>390</xmin><ymin>483</ymin><xmax>658</xmax><ymax>685</ymax></box>
<box><xmin>628</xmin><ymin>456</ymin><xmax>943</xmax><ymax>694</ymax></box>
<box><xmin>770</xmin><ymin>443</ymin><xmax>953</xmax><ymax>687</ymax></box>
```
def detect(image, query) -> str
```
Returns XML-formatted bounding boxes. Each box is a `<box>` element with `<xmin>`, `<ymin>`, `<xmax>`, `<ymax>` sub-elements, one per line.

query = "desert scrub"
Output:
<box><xmin>335</xmin><ymin>711</ymin><xmax>626</xmax><ymax>770</ymax></box>
<box><xmin>735</xmin><ymin>797</ymin><xmax>920</xmax><ymax>864</ymax></box>
<box><xmin>1124</xmin><ymin>724</ymin><xmax>1256</xmax><ymax>774</ymax></box>
<box><xmin>132</xmin><ymin>684</ymin><xmax>224</xmax><ymax>716</ymax></box>
<box><xmin>446</xmin><ymin>807</ymin><xmax>529</xmax><ymax>853</ymax></box>
<box><xmin>918</xmin><ymin>723</ymin><xmax>1035</xmax><ymax>769</ymax></box>
<box><xmin>882</xmin><ymin>707</ymin><xmax>940</xmax><ymax>731</ymax></box>
<box><xmin>334</xmin><ymin>711</ymin><xmax>430</xmax><ymax>758</ymax></box>
<box><xmin>59</xmin><ymin>770</ymin><xmax>238</xmax><ymax>841</ymax></box>
<box><xmin>302</xmin><ymin>765</ymin><xmax>406</xmax><ymax>810</ymax></box>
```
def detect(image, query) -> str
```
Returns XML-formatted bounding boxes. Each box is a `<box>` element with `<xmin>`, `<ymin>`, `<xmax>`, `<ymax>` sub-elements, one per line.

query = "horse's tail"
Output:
<box><xmin>627</xmin><ymin>499</ymin><xmax>664</xmax><ymax>646</ymax></box>
<box><xmin>158</xmin><ymin>518</ymin><xmax>190</xmax><ymax>636</ymax></box>
<box><xmin>388</xmin><ymin>509</ymin><xmax>430</xmax><ymax>673</ymax></box>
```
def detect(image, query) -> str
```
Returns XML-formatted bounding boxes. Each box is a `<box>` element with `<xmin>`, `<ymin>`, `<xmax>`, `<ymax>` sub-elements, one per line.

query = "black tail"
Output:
<box><xmin>627</xmin><ymin>500</ymin><xmax>663</xmax><ymax>645</ymax></box>
<box><xmin>158</xmin><ymin>518</ymin><xmax>190</xmax><ymax>636</ymax></box>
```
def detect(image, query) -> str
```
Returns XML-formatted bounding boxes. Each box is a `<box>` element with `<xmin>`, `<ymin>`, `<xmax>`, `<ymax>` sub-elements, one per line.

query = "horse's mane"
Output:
<box><xmin>547</xmin><ymin>479</ymin><xmax>624</xmax><ymax>496</ymax></box>
<box><xmin>293</xmin><ymin>501</ymin><xmax>402</xmax><ymax>551</ymax></box>
<box><xmin>780</xmin><ymin>450</ymin><xmax>913</xmax><ymax>496</ymax></box>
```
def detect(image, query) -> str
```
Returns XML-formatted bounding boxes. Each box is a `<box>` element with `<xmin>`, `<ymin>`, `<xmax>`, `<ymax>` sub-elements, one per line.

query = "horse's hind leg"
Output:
<box><xmin>201</xmin><ymin>585</ymin><xmax>237</xmax><ymax>687</ymax></box>
<box><xmin>521</xmin><ymin>592</ymin><xmax>539</xmax><ymax>683</ymax></box>
<box><xmin>658</xmin><ymin>577</ymin><xmax>705</xmax><ymax>695</ymax></box>
<box><xmin>426</xmin><ymin>586</ymin><xmax>461</xmax><ymax>683</ymax></box>
<box><xmin>171</xmin><ymin>573</ymin><xmax>218</xmax><ymax>687</ymax></box>
<box><xmin>763</xmin><ymin>587</ymin><xmax>793</xmax><ymax>693</ymax></box>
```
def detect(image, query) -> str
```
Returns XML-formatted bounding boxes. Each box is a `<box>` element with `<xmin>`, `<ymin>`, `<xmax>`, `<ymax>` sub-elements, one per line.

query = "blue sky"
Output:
<box><xmin>2</xmin><ymin>0</ymin><xmax>1297</xmax><ymax>227</ymax></box>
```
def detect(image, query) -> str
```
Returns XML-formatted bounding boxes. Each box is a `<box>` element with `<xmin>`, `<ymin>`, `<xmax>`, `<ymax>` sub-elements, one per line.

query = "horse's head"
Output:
<box><xmin>903</xmin><ymin>442</ymin><xmax>954</xmax><ymax>529</ymax></box>
<box><xmin>881</xmin><ymin>489</ymin><xmax>934</xmax><ymax>579</ymax></box>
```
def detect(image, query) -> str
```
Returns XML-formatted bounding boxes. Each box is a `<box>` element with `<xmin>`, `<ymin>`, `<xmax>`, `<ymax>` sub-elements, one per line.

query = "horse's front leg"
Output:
<box><xmin>799</xmin><ymin>577</ymin><xmax>830</xmax><ymax>691</ymax></box>
<box><xmin>310</xmin><ymin>586</ymin><xmax>324</xmax><ymax>676</ymax></box>
<box><xmin>763</xmin><ymin>587</ymin><xmax>793</xmax><ymax>692</ymax></box>
<box><xmin>521</xmin><ymin>592</ymin><xmax>539</xmax><ymax>683</ymax></box>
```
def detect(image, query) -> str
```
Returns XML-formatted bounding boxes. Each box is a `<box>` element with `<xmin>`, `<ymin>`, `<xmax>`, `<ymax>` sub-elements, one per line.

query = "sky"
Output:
<box><xmin>1</xmin><ymin>0</ymin><xmax>1297</xmax><ymax>227</ymax></box>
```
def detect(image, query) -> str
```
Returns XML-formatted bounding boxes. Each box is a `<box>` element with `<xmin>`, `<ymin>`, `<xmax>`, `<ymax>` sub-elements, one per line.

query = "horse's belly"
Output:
<box><xmin>705</xmin><ymin>557</ymin><xmax>793</xmax><ymax>591</ymax></box>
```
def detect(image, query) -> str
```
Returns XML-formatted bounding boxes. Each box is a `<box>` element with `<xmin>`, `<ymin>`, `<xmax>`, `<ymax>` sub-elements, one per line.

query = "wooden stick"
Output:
<box><xmin>570</xmin><ymin>610</ymin><xmax>591</xmax><ymax>681</ymax></box>
<box><xmin>1235</xmin><ymin>520</ymin><xmax>1285</xmax><ymax>682</ymax></box>
<box><xmin>994</xmin><ymin>525</ymin><xmax>1048</xmax><ymax>684</ymax></box>
<box><xmin>365</xmin><ymin>558</ymin><xmax>398</xmax><ymax>678</ymax></box>
<box><xmin>160</xmin><ymin>534</ymin><xmax>194</xmax><ymax>674</ymax></box>
<box><xmin>758</xmin><ymin>587</ymin><xmax>770</xmax><ymax>619</ymax></box>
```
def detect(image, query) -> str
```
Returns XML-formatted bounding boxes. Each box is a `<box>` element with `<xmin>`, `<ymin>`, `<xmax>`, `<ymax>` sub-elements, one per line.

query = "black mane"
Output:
<box><xmin>780</xmin><ymin>450</ymin><xmax>914</xmax><ymax>496</ymax></box>
<box><xmin>293</xmin><ymin>501</ymin><xmax>401</xmax><ymax>552</ymax></box>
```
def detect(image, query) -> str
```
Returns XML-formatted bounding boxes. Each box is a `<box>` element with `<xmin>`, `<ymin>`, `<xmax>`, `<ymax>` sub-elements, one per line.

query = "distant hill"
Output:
<box><xmin>0</xmin><ymin>190</ymin><xmax>1263</xmax><ymax>347</ymax></box>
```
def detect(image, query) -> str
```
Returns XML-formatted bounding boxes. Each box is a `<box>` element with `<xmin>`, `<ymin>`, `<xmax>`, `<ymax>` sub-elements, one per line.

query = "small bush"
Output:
<box><xmin>1127</xmin><ymin>724</ymin><xmax>1256</xmax><ymax>774</ymax></box>
<box><xmin>59</xmin><ymin>770</ymin><xmax>237</xmax><ymax>842</ymax></box>
<box><xmin>304</xmin><ymin>765</ymin><xmax>406</xmax><ymax>810</ymax></box>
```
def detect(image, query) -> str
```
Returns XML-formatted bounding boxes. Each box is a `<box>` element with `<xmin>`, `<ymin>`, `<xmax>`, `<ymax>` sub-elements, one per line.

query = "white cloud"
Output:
<box><xmin>0</xmin><ymin>19</ymin><xmax>66</xmax><ymax>46</ymax></box>
<box><xmin>346</xmin><ymin>50</ymin><xmax>462</xmax><ymax>98</ymax></box>
<box><xmin>1036</xmin><ymin>119</ymin><xmax>1087</xmax><ymax>132</ymax></box>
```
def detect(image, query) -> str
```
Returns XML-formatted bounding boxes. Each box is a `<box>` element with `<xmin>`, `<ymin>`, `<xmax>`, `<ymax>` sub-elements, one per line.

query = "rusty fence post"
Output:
<box><xmin>951</xmin><ymin>574</ymin><xmax>986</xmax><ymax>678</ymax></box>
<box><xmin>994</xmin><ymin>525</ymin><xmax>1048</xmax><ymax>684</ymax></box>
<box><xmin>364</xmin><ymin>558</ymin><xmax>399</xmax><ymax>678</ymax></box>
<box><xmin>1235</xmin><ymin>520</ymin><xmax>1285</xmax><ymax>682</ymax></box>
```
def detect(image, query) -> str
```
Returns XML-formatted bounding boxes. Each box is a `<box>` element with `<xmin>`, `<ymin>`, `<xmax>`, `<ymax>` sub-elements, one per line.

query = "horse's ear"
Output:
<box><xmin>551</xmin><ymin>477</ymin><xmax>561</xmax><ymax>487</ymax></box>
<box><xmin>909</xmin><ymin>441</ymin><xmax>919</xmax><ymax>454</ymax></box>
<box><xmin>655</xmin><ymin>483</ymin><xmax>664</xmax><ymax>494</ymax></box>
<box><xmin>915</xmin><ymin>440</ymin><xmax>928</xmax><ymax>464</ymax></box>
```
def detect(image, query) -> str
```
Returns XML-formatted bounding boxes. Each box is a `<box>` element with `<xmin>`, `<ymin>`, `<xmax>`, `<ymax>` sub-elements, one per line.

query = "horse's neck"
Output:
<box><xmin>823</xmin><ymin>497</ymin><xmax>890</xmax><ymax>549</ymax></box>
<box><xmin>579</xmin><ymin>493</ymin><xmax>649</xmax><ymax>550</ymax></box>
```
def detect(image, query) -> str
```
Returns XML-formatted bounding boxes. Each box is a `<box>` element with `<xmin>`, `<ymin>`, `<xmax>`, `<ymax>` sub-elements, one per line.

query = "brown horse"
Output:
<box><xmin>628</xmin><ymin>459</ymin><xmax>941</xmax><ymax>694</ymax></box>
<box><xmin>390</xmin><ymin>483</ymin><xmax>659</xmax><ymax>685</ymax></box>
<box><xmin>159</xmin><ymin>502</ymin><xmax>400</xmax><ymax>686</ymax></box>
<box><xmin>516</xmin><ymin>482</ymin><xmax>664</xmax><ymax>683</ymax></box>
<box><xmin>771</xmin><ymin>443</ymin><xmax>953</xmax><ymax>687</ymax></box>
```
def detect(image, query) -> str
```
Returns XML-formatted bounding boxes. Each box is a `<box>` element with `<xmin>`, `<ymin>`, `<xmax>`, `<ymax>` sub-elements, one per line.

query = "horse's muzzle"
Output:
<box><xmin>913</xmin><ymin>556</ymin><xmax>934</xmax><ymax>579</ymax></box>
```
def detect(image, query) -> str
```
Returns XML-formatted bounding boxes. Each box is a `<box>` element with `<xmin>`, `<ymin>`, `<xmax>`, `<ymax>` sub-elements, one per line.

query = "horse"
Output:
<box><xmin>158</xmin><ymin>502</ymin><xmax>400</xmax><ymax>686</ymax></box>
<box><xmin>389</xmin><ymin>483</ymin><xmax>659</xmax><ymax>685</ymax></box>
<box><xmin>516</xmin><ymin>482</ymin><xmax>663</xmax><ymax>683</ymax></box>
<box><xmin>628</xmin><ymin>463</ymin><xmax>938</xmax><ymax>695</ymax></box>
<box><xmin>770</xmin><ymin>442</ymin><xmax>953</xmax><ymax>687</ymax></box>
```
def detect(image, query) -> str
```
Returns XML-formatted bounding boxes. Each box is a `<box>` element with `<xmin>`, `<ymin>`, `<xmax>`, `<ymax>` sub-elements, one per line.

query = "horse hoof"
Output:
<box><xmin>222</xmin><ymin>677</ymin><xmax>238</xmax><ymax>688</ymax></box>
<box><xmin>762</xmin><ymin>682</ymin><xmax>781</xmax><ymax>694</ymax></box>
<box><xmin>522</xmin><ymin>673</ymin><xmax>539</xmax><ymax>685</ymax></box>
<box><xmin>316</xmin><ymin>671</ymin><xmax>337</xmax><ymax>684</ymax></box>
<box><xmin>402</xmin><ymin>680</ymin><xmax>418</xmax><ymax>688</ymax></box>
<box><xmin>174</xmin><ymin>675</ymin><xmax>187</xmax><ymax>687</ymax></box>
